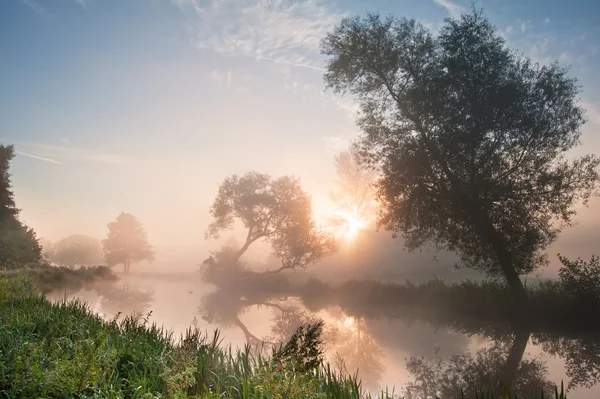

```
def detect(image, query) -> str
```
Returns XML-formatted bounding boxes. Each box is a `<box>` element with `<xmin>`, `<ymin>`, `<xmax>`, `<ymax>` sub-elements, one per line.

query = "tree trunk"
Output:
<box><xmin>472</xmin><ymin>209</ymin><xmax>528</xmax><ymax>303</ymax></box>
<box><xmin>235</xmin><ymin>238</ymin><xmax>253</xmax><ymax>261</ymax></box>
<box><xmin>263</xmin><ymin>265</ymin><xmax>289</xmax><ymax>274</ymax></box>
<box><xmin>499</xmin><ymin>329</ymin><xmax>530</xmax><ymax>390</ymax></box>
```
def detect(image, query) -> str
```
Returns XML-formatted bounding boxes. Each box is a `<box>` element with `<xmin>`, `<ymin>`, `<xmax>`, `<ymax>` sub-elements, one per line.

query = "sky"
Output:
<box><xmin>1</xmin><ymin>0</ymin><xmax>600</xmax><ymax>269</ymax></box>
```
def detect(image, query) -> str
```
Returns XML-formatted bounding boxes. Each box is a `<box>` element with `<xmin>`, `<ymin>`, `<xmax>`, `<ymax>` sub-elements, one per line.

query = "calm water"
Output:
<box><xmin>48</xmin><ymin>273</ymin><xmax>600</xmax><ymax>398</ymax></box>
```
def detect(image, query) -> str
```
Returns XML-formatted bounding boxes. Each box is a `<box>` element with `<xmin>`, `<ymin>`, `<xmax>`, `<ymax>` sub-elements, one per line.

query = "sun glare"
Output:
<box><xmin>330</xmin><ymin>209</ymin><xmax>367</xmax><ymax>242</ymax></box>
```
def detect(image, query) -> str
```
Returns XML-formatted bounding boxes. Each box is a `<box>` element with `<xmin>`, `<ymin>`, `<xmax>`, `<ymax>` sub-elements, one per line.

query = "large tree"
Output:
<box><xmin>321</xmin><ymin>10</ymin><xmax>600</xmax><ymax>300</ymax></box>
<box><xmin>0</xmin><ymin>144</ymin><xmax>41</xmax><ymax>266</ymax></box>
<box><xmin>101</xmin><ymin>213</ymin><xmax>154</xmax><ymax>273</ymax></box>
<box><xmin>50</xmin><ymin>234</ymin><xmax>104</xmax><ymax>268</ymax></box>
<box><xmin>206</xmin><ymin>172</ymin><xmax>334</xmax><ymax>273</ymax></box>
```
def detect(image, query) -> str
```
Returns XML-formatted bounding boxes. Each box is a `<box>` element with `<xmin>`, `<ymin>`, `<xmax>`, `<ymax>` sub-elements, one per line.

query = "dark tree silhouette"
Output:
<box><xmin>101</xmin><ymin>213</ymin><xmax>154</xmax><ymax>273</ymax></box>
<box><xmin>0</xmin><ymin>144</ymin><xmax>41</xmax><ymax>266</ymax></box>
<box><xmin>50</xmin><ymin>234</ymin><xmax>104</xmax><ymax>268</ymax></box>
<box><xmin>206</xmin><ymin>172</ymin><xmax>335</xmax><ymax>273</ymax></box>
<box><xmin>321</xmin><ymin>10</ymin><xmax>600</xmax><ymax>300</ymax></box>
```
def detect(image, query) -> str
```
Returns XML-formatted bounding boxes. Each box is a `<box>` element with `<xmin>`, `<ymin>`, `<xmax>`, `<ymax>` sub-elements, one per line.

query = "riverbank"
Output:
<box><xmin>0</xmin><ymin>271</ymin><xmax>570</xmax><ymax>398</ymax></box>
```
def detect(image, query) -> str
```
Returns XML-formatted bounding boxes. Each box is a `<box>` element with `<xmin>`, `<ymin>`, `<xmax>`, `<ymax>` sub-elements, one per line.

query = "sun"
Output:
<box><xmin>329</xmin><ymin>209</ymin><xmax>367</xmax><ymax>242</ymax></box>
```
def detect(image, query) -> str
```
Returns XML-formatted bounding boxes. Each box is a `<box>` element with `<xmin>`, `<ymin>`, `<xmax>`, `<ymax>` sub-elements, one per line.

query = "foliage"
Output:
<box><xmin>0</xmin><ymin>219</ymin><xmax>42</xmax><ymax>266</ymax></box>
<box><xmin>0</xmin><ymin>262</ymin><xmax>115</xmax><ymax>293</ymax></box>
<box><xmin>321</xmin><ymin>10</ymin><xmax>600</xmax><ymax>298</ymax></box>
<box><xmin>273</xmin><ymin>320</ymin><xmax>325</xmax><ymax>373</ymax></box>
<box><xmin>49</xmin><ymin>234</ymin><xmax>104</xmax><ymax>268</ymax></box>
<box><xmin>101</xmin><ymin>212</ymin><xmax>154</xmax><ymax>272</ymax></box>
<box><xmin>557</xmin><ymin>254</ymin><xmax>600</xmax><ymax>302</ymax></box>
<box><xmin>200</xmin><ymin>245</ymin><xmax>249</xmax><ymax>286</ymax></box>
<box><xmin>206</xmin><ymin>172</ymin><xmax>335</xmax><ymax>273</ymax></box>
<box><xmin>0</xmin><ymin>144</ymin><xmax>42</xmax><ymax>266</ymax></box>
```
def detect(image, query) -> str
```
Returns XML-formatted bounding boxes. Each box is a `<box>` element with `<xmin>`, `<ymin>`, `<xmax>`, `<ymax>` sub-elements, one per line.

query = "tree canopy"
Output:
<box><xmin>321</xmin><ymin>10</ymin><xmax>600</xmax><ymax>299</ymax></box>
<box><xmin>0</xmin><ymin>144</ymin><xmax>41</xmax><ymax>266</ymax></box>
<box><xmin>101</xmin><ymin>213</ymin><xmax>154</xmax><ymax>273</ymax></box>
<box><xmin>50</xmin><ymin>234</ymin><xmax>104</xmax><ymax>268</ymax></box>
<box><xmin>206</xmin><ymin>172</ymin><xmax>334</xmax><ymax>273</ymax></box>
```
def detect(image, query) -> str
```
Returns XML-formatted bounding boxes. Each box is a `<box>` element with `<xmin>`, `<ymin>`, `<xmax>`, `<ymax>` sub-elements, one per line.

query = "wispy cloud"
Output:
<box><xmin>433</xmin><ymin>0</ymin><xmax>465</xmax><ymax>18</ymax></box>
<box><xmin>544</xmin><ymin>17</ymin><xmax>551</xmax><ymax>24</ymax></box>
<box><xmin>257</xmin><ymin>56</ymin><xmax>325</xmax><ymax>71</ymax></box>
<box><xmin>13</xmin><ymin>141</ymin><xmax>129</xmax><ymax>165</ymax></box>
<box><xmin>19</xmin><ymin>0</ymin><xmax>46</xmax><ymax>15</ymax></box>
<box><xmin>180</xmin><ymin>0</ymin><xmax>346</xmax><ymax>70</ymax></box>
<box><xmin>15</xmin><ymin>151</ymin><xmax>62</xmax><ymax>165</ymax></box>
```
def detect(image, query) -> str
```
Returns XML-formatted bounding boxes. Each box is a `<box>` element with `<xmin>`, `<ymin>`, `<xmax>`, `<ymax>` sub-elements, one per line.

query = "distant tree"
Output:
<box><xmin>0</xmin><ymin>144</ymin><xmax>41</xmax><ymax>266</ymax></box>
<box><xmin>321</xmin><ymin>10</ymin><xmax>600</xmax><ymax>300</ymax></box>
<box><xmin>101</xmin><ymin>213</ymin><xmax>154</xmax><ymax>273</ymax></box>
<box><xmin>327</xmin><ymin>149</ymin><xmax>378</xmax><ymax>242</ymax></box>
<box><xmin>50</xmin><ymin>234</ymin><xmax>104</xmax><ymax>268</ymax></box>
<box><xmin>206</xmin><ymin>172</ymin><xmax>335</xmax><ymax>273</ymax></box>
<box><xmin>330</xmin><ymin>149</ymin><xmax>377</xmax><ymax>224</ymax></box>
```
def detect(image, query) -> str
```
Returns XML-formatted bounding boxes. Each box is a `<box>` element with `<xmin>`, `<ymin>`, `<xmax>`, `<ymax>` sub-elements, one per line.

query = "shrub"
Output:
<box><xmin>558</xmin><ymin>254</ymin><xmax>600</xmax><ymax>301</ymax></box>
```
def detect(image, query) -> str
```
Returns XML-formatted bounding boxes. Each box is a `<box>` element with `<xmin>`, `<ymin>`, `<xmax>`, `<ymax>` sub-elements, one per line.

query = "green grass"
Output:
<box><xmin>0</xmin><ymin>274</ymin><xmax>570</xmax><ymax>398</ymax></box>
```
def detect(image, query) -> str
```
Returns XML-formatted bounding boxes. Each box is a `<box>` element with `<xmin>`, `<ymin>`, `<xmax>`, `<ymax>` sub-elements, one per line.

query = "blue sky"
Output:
<box><xmin>2</xmin><ymin>0</ymin><xmax>600</xmax><ymax>265</ymax></box>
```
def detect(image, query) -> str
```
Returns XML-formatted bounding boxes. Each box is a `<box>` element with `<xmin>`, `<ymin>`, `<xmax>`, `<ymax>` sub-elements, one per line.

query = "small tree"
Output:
<box><xmin>206</xmin><ymin>172</ymin><xmax>334</xmax><ymax>273</ymax></box>
<box><xmin>0</xmin><ymin>144</ymin><xmax>41</xmax><ymax>266</ymax></box>
<box><xmin>51</xmin><ymin>234</ymin><xmax>104</xmax><ymax>268</ymax></box>
<box><xmin>101</xmin><ymin>213</ymin><xmax>154</xmax><ymax>273</ymax></box>
<box><xmin>321</xmin><ymin>10</ymin><xmax>600</xmax><ymax>300</ymax></box>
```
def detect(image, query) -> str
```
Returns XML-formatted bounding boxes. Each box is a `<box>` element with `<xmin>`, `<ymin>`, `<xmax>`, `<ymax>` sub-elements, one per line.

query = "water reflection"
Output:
<box><xmin>48</xmin><ymin>274</ymin><xmax>600</xmax><ymax>397</ymax></box>
<box><xmin>403</xmin><ymin>330</ymin><xmax>553</xmax><ymax>398</ymax></box>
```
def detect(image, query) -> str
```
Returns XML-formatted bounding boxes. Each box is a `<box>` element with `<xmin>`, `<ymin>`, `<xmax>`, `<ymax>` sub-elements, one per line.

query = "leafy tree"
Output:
<box><xmin>321</xmin><ymin>10</ymin><xmax>600</xmax><ymax>300</ymax></box>
<box><xmin>0</xmin><ymin>144</ymin><xmax>41</xmax><ymax>266</ymax></box>
<box><xmin>206</xmin><ymin>172</ymin><xmax>335</xmax><ymax>273</ymax></box>
<box><xmin>50</xmin><ymin>234</ymin><xmax>104</xmax><ymax>268</ymax></box>
<box><xmin>101</xmin><ymin>213</ymin><xmax>154</xmax><ymax>273</ymax></box>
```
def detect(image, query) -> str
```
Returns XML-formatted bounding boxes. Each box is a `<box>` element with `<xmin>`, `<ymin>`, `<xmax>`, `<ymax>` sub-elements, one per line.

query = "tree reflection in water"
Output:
<box><xmin>403</xmin><ymin>329</ymin><xmax>554</xmax><ymax>398</ymax></box>
<box><xmin>197</xmin><ymin>284</ymin><xmax>600</xmax><ymax>395</ymax></box>
<box><xmin>199</xmin><ymin>289</ymin><xmax>386</xmax><ymax>389</ymax></box>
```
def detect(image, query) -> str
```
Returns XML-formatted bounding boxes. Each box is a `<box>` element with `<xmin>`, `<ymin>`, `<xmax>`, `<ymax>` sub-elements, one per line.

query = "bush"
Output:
<box><xmin>558</xmin><ymin>254</ymin><xmax>600</xmax><ymax>301</ymax></box>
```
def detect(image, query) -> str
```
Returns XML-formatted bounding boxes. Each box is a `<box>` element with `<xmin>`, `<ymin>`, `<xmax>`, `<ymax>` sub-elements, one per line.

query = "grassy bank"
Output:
<box><xmin>0</xmin><ymin>274</ymin><xmax>570</xmax><ymax>398</ymax></box>
<box><xmin>0</xmin><ymin>262</ymin><xmax>115</xmax><ymax>293</ymax></box>
<box><xmin>0</xmin><ymin>275</ymin><xmax>374</xmax><ymax>399</ymax></box>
